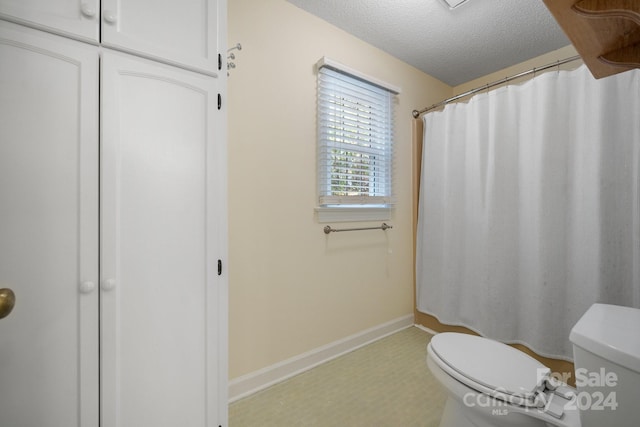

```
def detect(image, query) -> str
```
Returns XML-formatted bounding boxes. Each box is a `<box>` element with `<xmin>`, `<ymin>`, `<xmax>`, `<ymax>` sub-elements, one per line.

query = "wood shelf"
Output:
<box><xmin>543</xmin><ymin>0</ymin><xmax>640</xmax><ymax>78</ymax></box>
<box><xmin>573</xmin><ymin>0</ymin><xmax>640</xmax><ymax>25</ymax></box>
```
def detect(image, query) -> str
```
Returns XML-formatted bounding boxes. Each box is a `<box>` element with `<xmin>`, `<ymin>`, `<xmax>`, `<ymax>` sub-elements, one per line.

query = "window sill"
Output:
<box><xmin>315</xmin><ymin>206</ymin><xmax>392</xmax><ymax>223</ymax></box>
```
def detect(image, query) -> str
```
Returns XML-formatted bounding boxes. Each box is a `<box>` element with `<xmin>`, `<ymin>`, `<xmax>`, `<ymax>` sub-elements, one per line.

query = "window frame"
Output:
<box><xmin>315</xmin><ymin>57</ymin><xmax>400</xmax><ymax>223</ymax></box>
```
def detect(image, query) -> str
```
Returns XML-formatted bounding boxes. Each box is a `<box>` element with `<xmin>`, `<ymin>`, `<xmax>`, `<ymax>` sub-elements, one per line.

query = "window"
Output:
<box><xmin>316</xmin><ymin>58</ymin><xmax>399</xmax><ymax>222</ymax></box>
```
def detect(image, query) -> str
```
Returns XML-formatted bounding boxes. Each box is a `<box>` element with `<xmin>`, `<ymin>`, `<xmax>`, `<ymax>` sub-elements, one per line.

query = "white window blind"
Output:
<box><xmin>317</xmin><ymin>60</ymin><xmax>396</xmax><ymax>208</ymax></box>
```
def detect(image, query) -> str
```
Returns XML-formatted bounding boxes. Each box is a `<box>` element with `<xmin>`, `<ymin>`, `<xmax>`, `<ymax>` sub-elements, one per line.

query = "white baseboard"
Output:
<box><xmin>228</xmin><ymin>314</ymin><xmax>415</xmax><ymax>402</ymax></box>
<box><xmin>414</xmin><ymin>323</ymin><xmax>438</xmax><ymax>335</ymax></box>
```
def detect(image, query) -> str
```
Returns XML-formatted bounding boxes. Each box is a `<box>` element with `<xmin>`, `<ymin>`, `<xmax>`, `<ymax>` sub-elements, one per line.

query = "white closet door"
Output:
<box><xmin>100</xmin><ymin>49</ymin><xmax>225</xmax><ymax>427</ymax></box>
<box><xmin>0</xmin><ymin>0</ymin><xmax>99</xmax><ymax>43</ymax></box>
<box><xmin>100</xmin><ymin>0</ymin><xmax>220</xmax><ymax>75</ymax></box>
<box><xmin>0</xmin><ymin>21</ymin><xmax>99</xmax><ymax>427</ymax></box>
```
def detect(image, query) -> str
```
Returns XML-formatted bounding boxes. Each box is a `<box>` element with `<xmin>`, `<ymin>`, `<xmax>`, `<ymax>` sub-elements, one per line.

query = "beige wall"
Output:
<box><xmin>227</xmin><ymin>0</ymin><xmax>451</xmax><ymax>379</ymax></box>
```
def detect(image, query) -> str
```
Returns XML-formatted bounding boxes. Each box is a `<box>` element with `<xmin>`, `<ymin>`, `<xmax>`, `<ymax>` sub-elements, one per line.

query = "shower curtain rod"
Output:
<box><xmin>411</xmin><ymin>55</ymin><xmax>582</xmax><ymax>118</ymax></box>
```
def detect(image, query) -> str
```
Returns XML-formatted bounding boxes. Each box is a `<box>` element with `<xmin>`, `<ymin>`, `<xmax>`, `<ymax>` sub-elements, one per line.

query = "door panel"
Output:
<box><xmin>0</xmin><ymin>21</ymin><xmax>99</xmax><ymax>427</ymax></box>
<box><xmin>0</xmin><ymin>0</ymin><xmax>99</xmax><ymax>43</ymax></box>
<box><xmin>100</xmin><ymin>49</ymin><xmax>222</xmax><ymax>427</ymax></box>
<box><xmin>101</xmin><ymin>0</ymin><xmax>219</xmax><ymax>75</ymax></box>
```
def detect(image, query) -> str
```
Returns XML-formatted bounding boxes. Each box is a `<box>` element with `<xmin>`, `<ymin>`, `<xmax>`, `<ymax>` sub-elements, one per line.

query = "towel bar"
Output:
<box><xmin>323</xmin><ymin>223</ymin><xmax>392</xmax><ymax>234</ymax></box>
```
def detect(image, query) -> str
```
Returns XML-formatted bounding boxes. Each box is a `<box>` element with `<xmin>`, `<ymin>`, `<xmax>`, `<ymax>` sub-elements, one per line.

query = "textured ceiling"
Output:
<box><xmin>287</xmin><ymin>0</ymin><xmax>570</xmax><ymax>86</ymax></box>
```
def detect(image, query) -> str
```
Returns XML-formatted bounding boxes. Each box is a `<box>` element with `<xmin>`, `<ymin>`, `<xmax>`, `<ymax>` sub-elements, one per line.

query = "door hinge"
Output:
<box><xmin>218</xmin><ymin>53</ymin><xmax>222</xmax><ymax>71</ymax></box>
<box><xmin>218</xmin><ymin>259</ymin><xmax>222</xmax><ymax>276</ymax></box>
<box><xmin>217</xmin><ymin>93</ymin><xmax>222</xmax><ymax>110</ymax></box>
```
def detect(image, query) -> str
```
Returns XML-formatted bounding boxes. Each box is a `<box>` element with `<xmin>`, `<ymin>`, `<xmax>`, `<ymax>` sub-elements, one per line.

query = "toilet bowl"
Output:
<box><xmin>427</xmin><ymin>303</ymin><xmax>640</xmax><ymax>427</ymax></box>
<box><xmin>427</xmin><ymin>333</ymin><xmax>580</xmax><ymax>427</ymax></box>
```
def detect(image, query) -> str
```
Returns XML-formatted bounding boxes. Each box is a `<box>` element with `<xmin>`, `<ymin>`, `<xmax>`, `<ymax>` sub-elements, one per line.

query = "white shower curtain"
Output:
<box><xmin>416</xmin><ymin>65</ymin><xmax>640</xmax><ymax>360</ymax></box>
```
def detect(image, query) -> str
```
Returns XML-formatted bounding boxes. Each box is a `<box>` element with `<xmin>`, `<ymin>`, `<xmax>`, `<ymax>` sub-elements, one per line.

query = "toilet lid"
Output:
<box><xmin>429</xmin><ymin>333</ymin><xmax>550</xmax><ymax>398</ymax></box>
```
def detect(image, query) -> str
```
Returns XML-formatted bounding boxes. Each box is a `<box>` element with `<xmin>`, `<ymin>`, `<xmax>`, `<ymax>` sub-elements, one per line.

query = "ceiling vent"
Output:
<box><xmin>440</xmin><ymin>0</ymin><xmax>469</xmax><ymax>9</ymax></box>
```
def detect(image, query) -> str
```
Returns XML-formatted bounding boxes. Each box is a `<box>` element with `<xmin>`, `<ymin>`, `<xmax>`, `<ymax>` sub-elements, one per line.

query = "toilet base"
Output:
<box><xmin>439</xmin><ymin>397</ymin><xmax>479</xmax><ymax>427</ymax></box>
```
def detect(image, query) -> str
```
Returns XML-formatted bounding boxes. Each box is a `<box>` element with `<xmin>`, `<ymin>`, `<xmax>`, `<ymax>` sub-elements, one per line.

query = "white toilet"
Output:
<box><xmin>426</xmin><ymin>303</ymin><xmax>640</xmax><ymax>427</ymax></box>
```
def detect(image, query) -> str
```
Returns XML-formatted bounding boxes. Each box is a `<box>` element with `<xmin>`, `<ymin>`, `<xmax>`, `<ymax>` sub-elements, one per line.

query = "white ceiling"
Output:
<box><xmin>287</xmin><ymin>0</ymin><xmax>571</xmax><ymax>86</ymax></box>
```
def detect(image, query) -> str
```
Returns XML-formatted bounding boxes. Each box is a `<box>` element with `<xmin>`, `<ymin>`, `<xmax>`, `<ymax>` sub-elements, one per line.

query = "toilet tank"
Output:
<box><xmin>569</xmin><ymin>303</ymin><xmax>640</xmax><ymax>427</ymax></box>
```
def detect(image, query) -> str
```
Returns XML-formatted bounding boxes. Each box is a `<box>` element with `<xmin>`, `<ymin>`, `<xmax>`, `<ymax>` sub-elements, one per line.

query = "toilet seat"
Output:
<box><xmin>428</xmin><ymin>333</ymin><xmax>575</xmax><ymax>418</ymax></box>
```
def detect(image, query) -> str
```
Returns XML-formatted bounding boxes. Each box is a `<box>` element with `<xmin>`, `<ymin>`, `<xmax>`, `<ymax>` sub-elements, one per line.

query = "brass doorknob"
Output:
<box><xmin>0</xmin><ymin>288</ymin><xmax>16</xmax><ymax>319</ymax></box>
